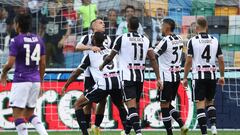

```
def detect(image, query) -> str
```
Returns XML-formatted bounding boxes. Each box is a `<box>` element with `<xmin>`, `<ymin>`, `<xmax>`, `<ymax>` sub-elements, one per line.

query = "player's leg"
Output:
<box><xmin>10</xmin><ymin>82</ymin><xmax>32</xmax><ymax>135</ymax></box>
<box><xmin>75</xmin><ymin>93</ymin><xmax>92</xmax><ymax>135</ymax></box>
<box><xmin>75</xmin><ymin>87</ymin><xmax>107</xmax><ymax>135</ymax></box>
<box><xmin>110</xmin><ymin>89</ymin><xmax>127</xmax><ymax>131</ymax></box>
<box><xmin>160</xmin><ymin>82</ymin><xmax>173</xmax><ymax>135</ymax></box>
<box><xmin>205</xmin><ymin>80</ymin><xmax>217</xmax><ymax>135</ymax></box>
<box><xmin>123</xmin><ymin>81</ymin><xmax>142</xmax><ymax>135</ymax></box>
<box><xmin>92</xmin><ymin>98</ymin><xmax>107</xmax><ymax>135</ymax></box>
<box><xmin>25</xmin><ymin>82</ymin><xmax>48</xmax><ymax>135</ymax></box>
<box><xmin>83</xmin><ymin>76</ymin><xmax>95</xmax><ymax>129</ymax></box>
<box><xmin>193</xmin><ymin>80</ymin><xmax>207</xmax><ymax>135</ymax></box>
<box><xmin>169</xmin><ymin>81</ymin><xmax>188</xmax><ymax>135</ymax></box>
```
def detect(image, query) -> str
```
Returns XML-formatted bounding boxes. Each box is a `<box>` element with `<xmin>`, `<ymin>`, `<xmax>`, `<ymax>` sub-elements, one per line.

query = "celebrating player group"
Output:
<box><xmin>0</xmin><ymin>12</ymin><xmax>225</xmax><ymax>135</ymax></box>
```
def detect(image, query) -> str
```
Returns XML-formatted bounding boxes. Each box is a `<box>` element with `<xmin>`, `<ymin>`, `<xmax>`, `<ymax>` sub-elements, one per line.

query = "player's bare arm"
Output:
<box><xmin>76</xmin><ymin>43</ymin><xmax>101</xmax><ymax>52</ymax></box>
<box><xmin>62</xmin><ymin>68</ymin><xmax>83</xmax><ymax>94</ymax></box>
<box><xmin>183</xmin><ymin>56</ymin><xmax>192</xmax><ymax>88</ymax></box>
<box><xmin>0</xmin><ymin>56</ymin><xmax>15</xmax><ymax>86</ymax></box>
<box><xmin>218</xmin><ymin>56</ymin><xmax>225</xmax><ymax>86</ymax></box>
<box><xmin>39</xmin><ymin>55</ymin><xmax>46</xmax><ymax>82</ymax></box>
<box><xmin>147</xmin><ymin>49</ymin><xmax>162</xmax><ymax>90</ymax></box>
<box><xmin>99</xmin><ymin>50</ymin><xmax>117</xmax><ymax>71</ymax></box>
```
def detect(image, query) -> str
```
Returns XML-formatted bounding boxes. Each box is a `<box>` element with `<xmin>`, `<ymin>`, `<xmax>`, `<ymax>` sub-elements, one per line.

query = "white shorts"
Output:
<box><xmin>9</xmin><ymin>82</ymin><xmax>40</xmax><ymax>108</ymax></box>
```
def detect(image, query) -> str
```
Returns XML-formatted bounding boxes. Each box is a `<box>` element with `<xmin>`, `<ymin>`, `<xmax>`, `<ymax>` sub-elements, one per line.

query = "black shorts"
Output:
<box><xmin>192</xmin><ymin>79</ymin><xmax>217</xmax><ymax>101</ymax></box>
<box><xmin>122</xmin><ymin>81</ymin><xmax>143</xmax><ymax>102</ymax></box>
<box><xmin>159</xmin><ymin>81</ymin><xmax>180</xmax><ymax>102</ymax></box>
<box><xmin>84</xmin><ymin>86</ymin><xmax>123</xmax><ymax>103</ymax></box>
<box><xmin>84</xmin><ymin>76</ymin><xmax>95</xmax><ymax>91</ymax></box>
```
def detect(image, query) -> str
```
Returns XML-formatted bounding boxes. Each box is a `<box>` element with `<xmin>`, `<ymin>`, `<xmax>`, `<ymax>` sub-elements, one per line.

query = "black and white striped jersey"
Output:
<box><xmin>76</xmin><ymin>33</ymin><xmax>111</xmax><ymax>77</ymax></box>
<box><xmin>187</xmin><ymin>32</ymin><xmax>223</xmax><ymax>80</ymax></box>
<box><xmin>78</xmin><ymin>47</ymin><xmax>121</xmax><ymax>90</ymax></box>
<box><xmin>154</xmin><ymin>34</ymin><xmax>184</xmax><ymax>82</ymax></box>
<box><xmin>112</xmin><ymin>31</ymin><xmax>151</xmax><ymax>82</ymax></box>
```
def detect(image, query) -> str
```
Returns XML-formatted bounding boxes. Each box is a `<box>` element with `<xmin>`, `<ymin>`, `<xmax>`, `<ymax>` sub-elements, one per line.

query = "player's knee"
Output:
<box><xmin>206</xmin><ymin>99</ymin><xmax>214</xmax><ymax>106</ymax></box>
<box><xmin>196</xmin><ymin>100</ymin><xmax>206</xmax><ymax>109</ymax></box>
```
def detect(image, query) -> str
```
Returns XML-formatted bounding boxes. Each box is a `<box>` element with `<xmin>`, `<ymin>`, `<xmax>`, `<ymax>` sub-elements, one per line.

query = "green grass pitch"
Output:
<box><xmin>1</xmin><ymin>131</ymin><xmax>239</xmax><ymax>135</ymax></box>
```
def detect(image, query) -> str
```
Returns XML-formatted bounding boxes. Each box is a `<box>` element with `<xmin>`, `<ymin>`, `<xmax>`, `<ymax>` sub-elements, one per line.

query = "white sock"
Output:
<box><xmin>29</xmin><ymin>116</ymin><xmax>48</xmax><ymax>135</ymax></box>
<box><xmin>16</xmin><ymin>123</ymin><xmax>28</xmax><ymax>135</ymax></box>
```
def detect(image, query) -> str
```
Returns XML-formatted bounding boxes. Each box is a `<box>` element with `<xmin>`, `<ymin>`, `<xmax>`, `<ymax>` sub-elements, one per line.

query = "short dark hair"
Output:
<box><xmin>128</xmin><ymin>17</ymin><xmax>139</xmax><ymax>30</ymax></box>
<box><xmin>108</xmin><ymin>8</ymin><xmax>117</xmax><ymax>15</ymax></box>
<box><xmin>125</xmin><ymin>5</ymin><xmax>135</xmax><ymax>12</ymax></box>
<box><xmin>163</xmin><ymin>18</ymin><xmax>176</xmax><ymax>32</ymax></box>
<box><xmin>93</xmin><ymin>32</ymin><xmax>106</xmax><ymax>45</ymax></box>
<box><xmin>14</xmin><ymin>14</ymin><xmax>32</xmax><ymax>33</ymax></box>
<box><xmin>90</xmin><ymin>17</ymin><xmax>102</xmax><ymax>30</ymax></box>
<box><xmin>196</xmin><ymin>17</ymin><xmax>207</xmax><ymax>29</ymax></box>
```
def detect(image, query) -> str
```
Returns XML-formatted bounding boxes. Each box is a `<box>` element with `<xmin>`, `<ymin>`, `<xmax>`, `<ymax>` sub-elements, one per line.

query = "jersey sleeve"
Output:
<box><xmin>154</xmin><ymin>38</ymin><xmax>167</xmax><ymax>56</ymax></box>
<box><xmin>78</xmin><ymin>54</ymin><xmax>90</xmax><ymax>70</ymax></box>
<box><xmin>187</xmin><ymin>39</ymin><xmax>194</xmax><ymax>57</ymax></box>
<box><xmin>76</xmin><ymin>35</ymin><xmax>89</xmax><ymax>49</ymax></box>
<box><xmin>9</xmin><ymin>38</ymin><xmax>18</xmax><ymax>56</ymax></box>
<box><xmin>112</xmin><ymin>35</ymin><xmax>122</xmax><ymax>52</ymax></box>
<box><xmin>105</xmin><ymin>35</ymin><xmax>112</xmax><ymax>49</ymax></box>
<box><xmin>216</xmin><ymin>43</ymin><xmax>223</xmax><ymax>58</ymax></box>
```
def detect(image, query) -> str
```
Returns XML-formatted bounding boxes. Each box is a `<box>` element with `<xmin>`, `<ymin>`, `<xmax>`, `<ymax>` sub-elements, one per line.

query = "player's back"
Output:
<box><xmin>114</xmin><ymin>32</ymin><xmax>150</xmax><ymax>82</ymax></box>
<box><xmin>188</xmin><ymin>33</ymin><xmax>221</xmax><ymax>80</ymax></box>
<box><xmin>154</xmin><ymin>34</ymin><xmax>184</xmax><ymax>82</ymax></box>
<box><xmin>9</xmin><ymin>33</ymin><xmax>45</xmax><ymax>82</ymax></box>
<box><xmin>87</xmin><ymin>47</ymin><xmax>121</xmax><ymax>90</ymax></box>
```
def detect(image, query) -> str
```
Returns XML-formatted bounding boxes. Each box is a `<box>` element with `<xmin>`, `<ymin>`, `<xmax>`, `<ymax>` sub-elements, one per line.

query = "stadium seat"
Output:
<box><xmin>207</xmin><ymin>16</ymin><xmax>229</xmax><ymax>34</ymax></box>
<box><xmin>191</xmin><ymin>0</ymin><xmax>216</xmax><ymax>16</ymax></box>
<box><xmin>64</xmin><ymin>52</ymin><xmax>84</xmax><ymax>68</ymax></box>
<box><xmin>144</xmin><ymin>0</ymin><xmax>168</xmax><ymax>17</ymax></box>
<box><xmin>215</xmin><ymin>0</ymin><xmax>239</xmax><ymax>16</ymax></box>
<box><xmin>220</xmin><ymin>34</ymin><xmax>240</xmax><ymax>51</ymax></box>
<box><xmin>168</xmin><ymin>0</ymin><xmax>192</xmax><ymax>25</ymax></box>
<box><xmin>228</xmin><ymin>15</ymin><xmax>240</xmax><ymax>35</ymax></box>
<box><xmin>222</xmin><ymin>50</ymin><xmax>235</xmax><ymax>67</ymax></box>
<box><xmin>234</xmin><ymin>51</ymin><xmax>240</xmax><ymax>67</ymax></box>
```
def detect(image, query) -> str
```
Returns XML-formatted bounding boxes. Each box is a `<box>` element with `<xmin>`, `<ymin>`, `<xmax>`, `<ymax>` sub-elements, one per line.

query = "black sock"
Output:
<box><xmin>169</xmin><ymin>105</ymin><xmax>184</xmax><ymax>128</ymax></box>
<box><xmin>95</xmin><ymin>114</ymin><xmax>104</xmax><ymax>127</ymax></box>
<box><xmin>197</xmin><ymin>109</ymin><xmax>207</xmax><ymax>135</ymax></box>
<box><xmin>128</xmin><ymin>107</ymin><xmax>141</xmax><ymax>134</ymax></box>
<box><xmin>125</xmin><ymin>116</ymin><xmax>132</xmax><ymax>134</ymax></box>
<box><xmin>206</xmin><ymin>105</ymin><xmax>216</xmax><ymax>126</ymax></box>
<box><xmin>162</xmin><ymin>108</ymin><xmax>173</xmax><ymax>135</ymax></box>
<box><xmin>119</xmin><ymin>108</ymin><xmax>127</xmax><ymax>130</ymax></box>
<box><xmin>75</xmin><ymin>109</ymin><xmax>89</xmax><ymax>135</ymax></box>
<box><xmin>85</xmin><ymin>114</ymin><xmax>91</xmax><ymax>129</ymax></box>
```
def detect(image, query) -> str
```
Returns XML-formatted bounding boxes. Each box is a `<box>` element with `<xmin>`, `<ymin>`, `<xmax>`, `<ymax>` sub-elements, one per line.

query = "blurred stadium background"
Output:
<box><xmin>0</xmin><ymin>0</ymin><xmax>240</xmax><ymax>134</ymax></box>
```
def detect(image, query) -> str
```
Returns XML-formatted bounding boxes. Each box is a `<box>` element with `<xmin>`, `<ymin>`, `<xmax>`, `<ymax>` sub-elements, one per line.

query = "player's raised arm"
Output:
<box><xmin>99</xmin><ymin>35</ymin><xmax>122</xmax><ymax>71</ymax></box>
<box><xmin>62</xmin><ymin>55</ymin><xmax>90</xmax><ymax>93</ymax></box>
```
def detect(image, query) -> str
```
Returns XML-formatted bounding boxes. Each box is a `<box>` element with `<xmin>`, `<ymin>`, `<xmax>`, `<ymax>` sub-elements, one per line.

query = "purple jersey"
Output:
<box><xmin>9</xmin><ymin>33</ymin><xmax>45</xmax><ymax>82</ymax></box>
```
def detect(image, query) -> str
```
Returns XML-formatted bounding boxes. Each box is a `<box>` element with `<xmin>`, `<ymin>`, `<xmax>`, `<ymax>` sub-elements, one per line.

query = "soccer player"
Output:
<box><xmin>183</xmin><ymin>17</ymin><xmax>225</xmax><ymax>135</ymax></box>
<box><xmin>100</xmin><ymin>17</ymin><xmax>161</xmax><ymax>135</ymax></box>
<box><xmin>0</xmin><ymin>14</ymin><xmax>47</xmax><ymax>135</ymax></box>
<box><xmin>62</xmin><ymin>32</ymin><xmax>127</xmax><ymax>135</ymax></box>
<box><xmin>154</xmin><ymin>18</ymin><xmax>188</xmax><ymax>135</ymax></box>
<box><xmin>75</xmin><ymin>18</ymin><xmax>112</xmax><ymax>134</ymax></box>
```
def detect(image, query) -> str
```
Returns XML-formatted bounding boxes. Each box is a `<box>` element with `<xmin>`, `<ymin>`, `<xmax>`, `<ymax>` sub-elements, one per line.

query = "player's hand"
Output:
<box><xmin>91</xmin><ymin>46</ymin><xmax>101</xmax><ymax>52</ymax></box>
<box><xmin>99</xmin><ymin>64</ymin><xmax>104</xmax><ymax>71</ymax></box>
<box><xmin>157</xmin><ymin>79</ymin><xmax>163</xmax><ymax>91</ymax></box>
<box><xmin>182</xmin><ymin>78</ymin><xmax>188</xmax><ymax>88</ymax></box>
<box><xmin>0</xmin><ymin>74</ymin><xmax>7</xmax><ymax>87</ymax></box>
<box><xmin>218</xmin><ymin>77</ymin><xmax>225</xmax><ymax>86</ymax></box>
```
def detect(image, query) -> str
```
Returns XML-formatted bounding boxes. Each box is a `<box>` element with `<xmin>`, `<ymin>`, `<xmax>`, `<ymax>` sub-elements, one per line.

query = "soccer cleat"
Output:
<box><xmin>181</xmin><ymin>125</ymin><xmax>189</xmax><ymax>135</ymax></box>
<box><xmin>120</xmin><ymin>130</ymin><xmax>126</xmax><ymax>135</ymax></box>
<box><xmin>92</xmin><ymin>125</ymin><xmax>101</xmax><ymax>135</ymax></box>
<box><xmin>211</xmin><ymin>125</ymin><xmax>217</xmax><ymax>135</ymax></box>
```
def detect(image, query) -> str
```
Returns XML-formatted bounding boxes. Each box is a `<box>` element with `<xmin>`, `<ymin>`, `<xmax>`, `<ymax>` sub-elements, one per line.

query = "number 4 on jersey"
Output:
<box><xmin>24</xmin><ymin>44</ymin><xmax>41</xmax><ymax>65</ymax></box>
<box><xmin>201</xmin><ymin>45</ymin><xmax>211</xmax><ymax>63</ymax></box>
